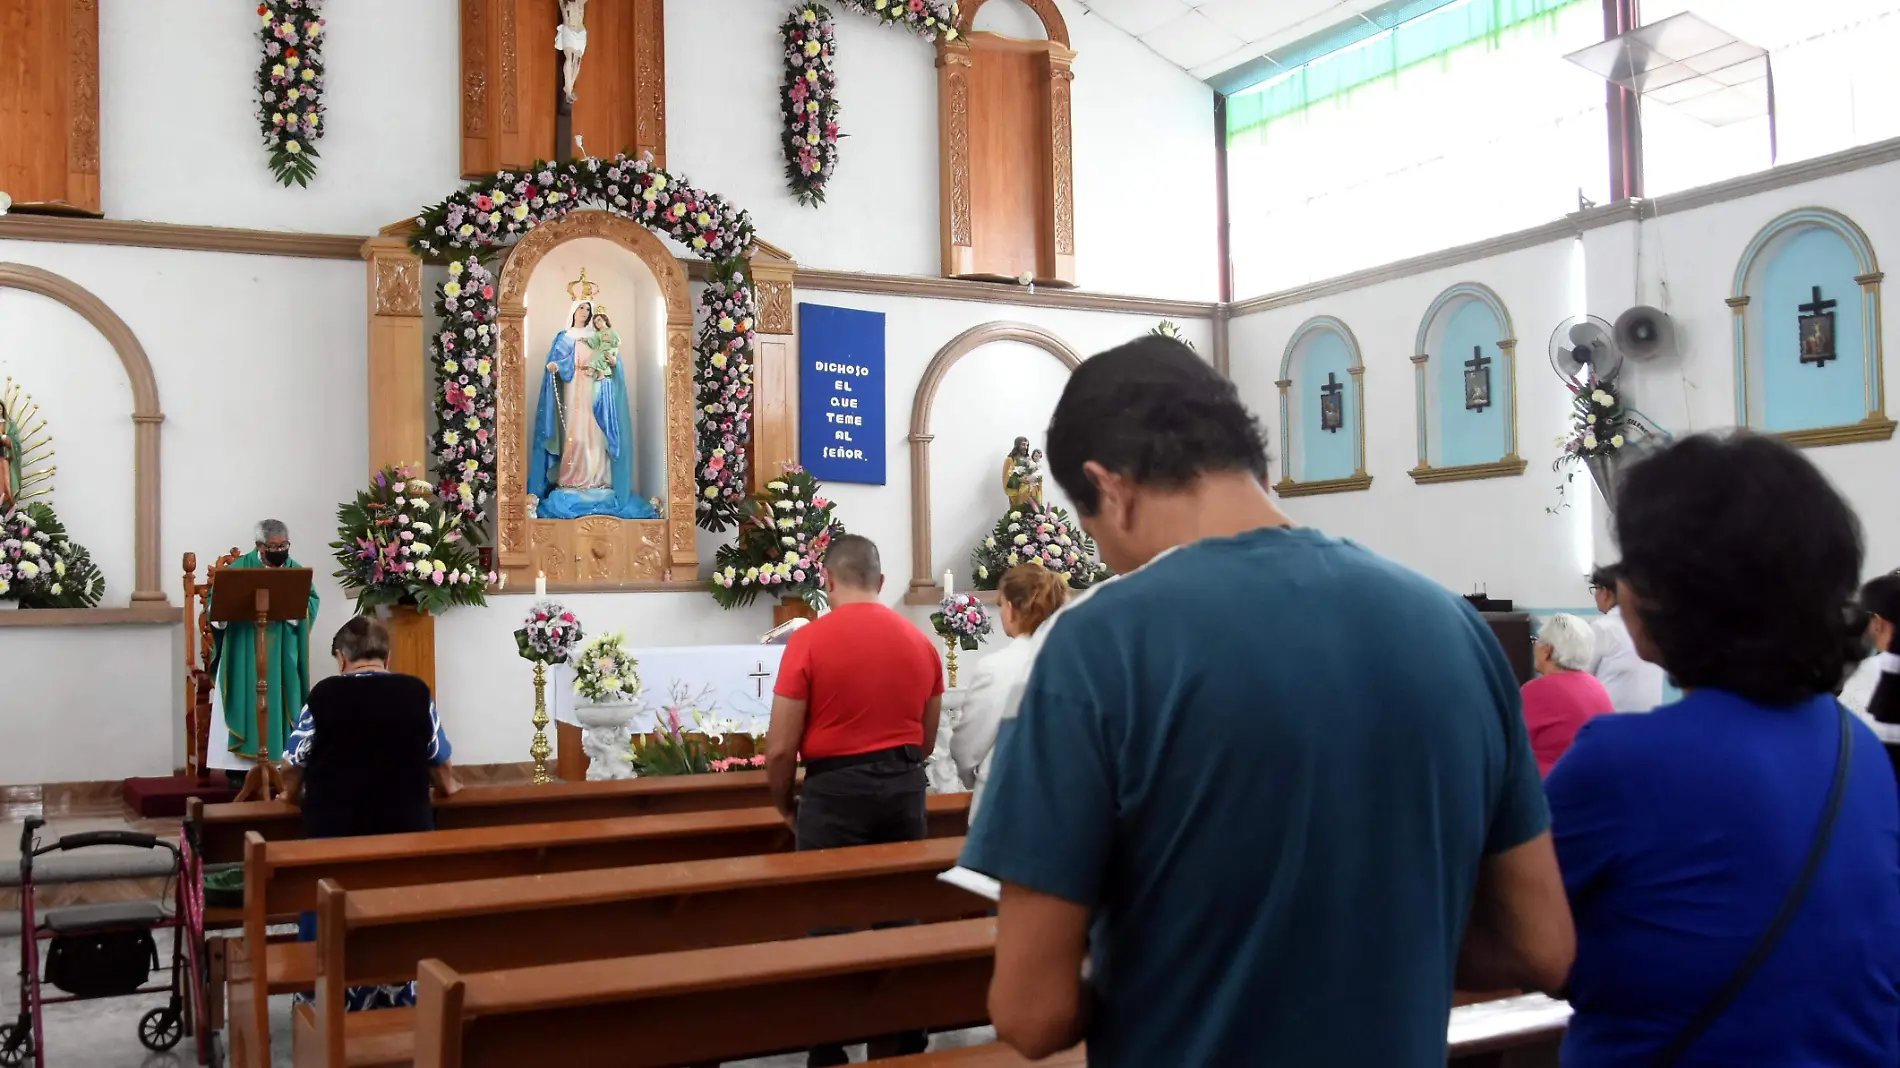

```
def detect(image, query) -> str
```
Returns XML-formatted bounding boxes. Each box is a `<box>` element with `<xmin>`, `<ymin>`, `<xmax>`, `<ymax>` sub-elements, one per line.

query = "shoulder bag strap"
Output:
<box><xmin>1654</xmin><ymin>702</ymin><xmax>1855</xmax><ymax>1067</ymax></box>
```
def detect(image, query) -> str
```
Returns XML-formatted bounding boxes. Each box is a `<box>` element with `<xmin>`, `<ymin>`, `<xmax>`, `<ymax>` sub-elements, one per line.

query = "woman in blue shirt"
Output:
<box><xmin>1548</xmin><ymin>431</ymin><xmax>1900</xmax><ymax>1066</ymax></box>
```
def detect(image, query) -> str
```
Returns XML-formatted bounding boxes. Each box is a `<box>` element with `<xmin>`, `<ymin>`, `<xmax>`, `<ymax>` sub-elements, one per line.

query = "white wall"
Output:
<box><xmin>85</xmin><ymin>0</ymin><xmax>1217</xmax><ymax>300</ymax></box>
<box><xmin>0</xmin><ymin>238</ymin><xmax>367</xmax><ymax>785</ymax></box>
<box><xmin>1228</xmin><ymin>156</ymin><xmax>1900</xmax><ymax>613</ymax></box>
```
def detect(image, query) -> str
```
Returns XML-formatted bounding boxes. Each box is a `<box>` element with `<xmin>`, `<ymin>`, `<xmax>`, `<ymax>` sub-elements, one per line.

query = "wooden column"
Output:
<box><xmin>748</xmin><ymin>241</ymin><xmax>799</xmax><ymax>494</ymax></box>
<box><xmin>0</xmin><ymin>0</ymin><xmax>101</xmax><ymax>214</ymax></box>
<box><xmin>362</xmin><ymin>231</ymin><xmax>427</xmax><ymax>475</ymax></box>
<box><xmin>385</xmin><ymin>605</ymin><xmax>437</xmax><ymax>695</ymax></box>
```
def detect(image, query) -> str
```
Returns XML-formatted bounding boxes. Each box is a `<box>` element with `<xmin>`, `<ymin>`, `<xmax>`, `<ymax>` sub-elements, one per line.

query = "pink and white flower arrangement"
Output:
<box><xmin>970</xmin><ymin>499</ymin><xmax>1111</xmax><ymax>591</ymax></box>
<box><xmin>778</xmin><ymin>0</ymin><xmax>957</xmax><ymax>204</ymax></box>
<box><xmin>0</xmin><ymin>504</ymin><xmax>103</xmax><ymax>608</ymax></box>
<box><xmin>515</xmin><ymin>601</ymin><xmax>584</xmax><ymax>665</ymax></box>
<box><xmin>931</xmin><ymin>593</ymin><xmax>992</xmax><ymax>651</ymax></box>
<box><xmin>256</xmin><ymin>0</ymin><xmax>325</xmax><ymax>187</ymax></box>
<box><xmin>409</xmin><ymin>153</ymin><xmax>759</xmax><ymax>533</ymax></box>
<box><xmin>332</xmin><ymin>465</ymin><xmax>491</xmax><ymax>615</ymax></box>
<box><xmin>709</xmin><ymin>465</ymin><xmax>845</xmax><ymax>611</ymax></box>
<box><xmin>573</xmin><ymin>632</ymin><xmax>643</xmax><ymax>704</ymax></box>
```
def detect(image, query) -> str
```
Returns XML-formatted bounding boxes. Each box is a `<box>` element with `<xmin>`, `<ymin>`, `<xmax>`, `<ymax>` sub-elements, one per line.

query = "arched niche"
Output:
<box><xmin>1408</xmin><ymin>282</ymin><xmax>1526</xmax><ymax>484</ymax></box>
<box><xmin>1729</xmin><ymin>207</ymin><xmax>1894</xmax><ymax>447</ymax></box>
<box><xmin>939</xmin><ymin>0</ymin><xmax>1076</xmax><ymax>287</ymax></box>
<box><xmin>0</xmin><ymin>263</ymin><xmax>167</xmax><ymax>606</ymax></box>
<box><xmin>494</xmin><ymin>210</ymin><xmax>698</xmax><ymax>588</ymax></box>
<box><xmin>903</xmin><ymin>321</ymin><xmax>1083</xmax><ymax>604</ymax></box>
<box><xmin>1275</xmin><ymin>316</ymin><xmax>1371</xmax><ymax>498</ymax></box>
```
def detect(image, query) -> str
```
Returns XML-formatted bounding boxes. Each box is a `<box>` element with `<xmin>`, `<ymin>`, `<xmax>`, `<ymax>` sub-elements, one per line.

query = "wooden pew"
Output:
<box><xmin>296</xmin><ymin>837</ymin><xmax>989</xmax><ymax>1067</ymax></box>
<box><xmin>190</xmin><ymin>769</ymin><xmax>788</xmax><ymax>867</ymax></box>
<box><xmin>880</xmin><ymin>1045</ymin><xmax>1087</xmax><ymax>1066</ymax></box>
<box><xmin>410</xmin><ymin>920</ymin><xmax>997</xmax><ymax>1068</ymax></box>
<box><xmin>230</xmin><ymin>795</ymin><xmax>971</xmax><ymax>1068</ymax></box>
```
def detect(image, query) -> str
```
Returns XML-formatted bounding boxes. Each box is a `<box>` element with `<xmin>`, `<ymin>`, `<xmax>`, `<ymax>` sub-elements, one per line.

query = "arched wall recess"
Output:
<box><xmin>1408</xmin><ymin>281</ymin><xmax>1526</xmax><ymax>484</ymax></box>
<box><xmin>1728</xmin><ymin>207</ymin><xmax>1894</xmax><ymax>448</ymax></box>
<box><xmin>904</xmin><ymin>320</ymin><xmax>1083</xmax><ymax>604</ymax></box>
<box><xmin>1275</xmin><ymin>315</ymin><xmax>1372</xmax><ymax>498</ymax></box>
<box><xmin>0</xmin><ymin>263</ymin><xmax>167</xmax><ymax>607</ymax></box>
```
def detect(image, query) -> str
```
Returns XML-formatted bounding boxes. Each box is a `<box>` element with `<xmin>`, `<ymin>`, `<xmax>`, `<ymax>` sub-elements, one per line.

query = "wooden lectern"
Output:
<box><xmin>208</xmin><ymin>566</ymin><xmax>314</xmax><ymax>801</ymax></box>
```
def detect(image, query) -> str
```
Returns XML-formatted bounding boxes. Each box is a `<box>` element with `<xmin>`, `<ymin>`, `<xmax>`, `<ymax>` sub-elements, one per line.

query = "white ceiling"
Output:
<box><xmin>1070</xmin><ymin>0</ymin><xmax>1398</xmax><ymax>85</ymax></box>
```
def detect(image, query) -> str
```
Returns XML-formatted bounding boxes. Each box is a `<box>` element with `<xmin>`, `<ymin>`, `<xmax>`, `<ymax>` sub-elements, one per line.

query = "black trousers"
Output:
<box><xmin>797</xmin><ymin>756</ymin><xmax>930</xmax><ymax>1065</ymax></box>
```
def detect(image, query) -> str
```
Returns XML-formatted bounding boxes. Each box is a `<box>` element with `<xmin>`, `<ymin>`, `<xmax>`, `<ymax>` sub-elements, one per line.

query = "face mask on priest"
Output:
<box><xmin>256</xmin><ymin>518</ymin><xmax>292</xmax><ymax>567</ymax></box>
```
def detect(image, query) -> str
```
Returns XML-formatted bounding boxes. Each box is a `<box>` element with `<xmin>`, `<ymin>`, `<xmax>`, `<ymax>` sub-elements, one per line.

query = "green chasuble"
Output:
<box><xmin>213</xmin><ymin>551</ymin><xmax>320</xmax><ymax>761</ymax></box>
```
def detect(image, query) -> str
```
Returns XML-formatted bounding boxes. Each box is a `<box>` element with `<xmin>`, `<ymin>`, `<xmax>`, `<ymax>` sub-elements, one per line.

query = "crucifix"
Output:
<box><xmin>554</xmin><ymin>0</ymin><xmax>589</xmax><ymax>162</ymax></box>
<box><xmin>1464</xmin><ymin>346</ymin><xmax>1493</xmax><ymax>412</ymax></box>
<box><xmin>1797</xmin><ymin>284</ymin><xmax>1838</xmax><ymax>367</ymax></box>
<box><xmin>748</xmin><ymin>662</ymin><xmax>772</xmax><ymax>699</ymax></box>
<box><xmin>1319</xmin><ymin>372</ymin><xmax>1344</xmax><ymax>433</ymax></box>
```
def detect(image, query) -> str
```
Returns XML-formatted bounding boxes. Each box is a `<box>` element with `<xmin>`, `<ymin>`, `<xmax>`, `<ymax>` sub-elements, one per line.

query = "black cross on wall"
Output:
<box><xmin>1464</xmin><ymin>346</ymin><xmax>1492</xmax><ymax>412</ymax></box>
<box><xmin>1319</xmin><ymin>372</ymin><xmax>1344</xmax><ymax>433</ymax></box>
<box><xmin>1798</xmin><ymin>285</ymin><xmax>1839</xmax><ymax>368</ymax></box>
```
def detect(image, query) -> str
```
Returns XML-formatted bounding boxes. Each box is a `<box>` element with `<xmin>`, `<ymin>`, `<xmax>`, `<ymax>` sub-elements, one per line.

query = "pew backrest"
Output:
<box><xmin>412</xmin><ymin>919</ymin><xmax>997</xmax><ymax>1068</ymax></box>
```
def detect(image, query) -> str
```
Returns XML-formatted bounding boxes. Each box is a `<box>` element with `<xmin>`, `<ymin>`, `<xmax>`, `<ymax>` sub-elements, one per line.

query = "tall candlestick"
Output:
<box><xmin>943</xmin><ymin>569</ymin><xmax>954</xmax><ymax>599</ymax></box>
<box><xmin>535</xmin><ymin>571</ymin><xmax>547</xmax><ymax>598</ymax></box>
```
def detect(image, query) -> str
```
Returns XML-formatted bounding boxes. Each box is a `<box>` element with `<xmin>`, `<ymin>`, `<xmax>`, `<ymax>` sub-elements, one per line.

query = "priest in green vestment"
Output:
<box><xmin>213</xmin><ymin>519</ymin><xmax>319</xmax><ymax>764</ymax></box>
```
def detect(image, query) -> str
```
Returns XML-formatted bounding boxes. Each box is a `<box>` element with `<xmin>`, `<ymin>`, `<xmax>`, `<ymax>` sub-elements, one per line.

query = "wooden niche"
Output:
<box><xmin>460</xmin><ymin>0</ymin><xmax>666</xmax><ymax>177</ymax></box>
<box><xmin>0</xmin><ymin>0</ymin><xmax>101</xmax><ymax>215</ymax></box>
<box><xmin>937</xmin><ymin>0</ymin><xmax>1076</xmax><ymax>287</ymax></box>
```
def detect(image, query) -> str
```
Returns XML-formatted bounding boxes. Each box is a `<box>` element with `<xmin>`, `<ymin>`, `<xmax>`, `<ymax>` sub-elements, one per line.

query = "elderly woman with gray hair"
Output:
<box><xmin>1521</xmin><ymin>613</ymin><xmax>1615</xmax><ymax>776</ymax></box>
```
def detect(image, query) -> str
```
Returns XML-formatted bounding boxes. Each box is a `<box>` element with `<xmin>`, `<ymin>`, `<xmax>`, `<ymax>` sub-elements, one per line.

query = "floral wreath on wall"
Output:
<box><xmin>779</xmin><ymin>1</ymin><xmax>958</xmax><ymax>204</ymax></box>
<box><xmin>410</xmin><ymin>152</ymin><xmax>759</xmax><ymax>535</ymax></box>
<box><xmin>256</xmin><ymin>0</ymin><xmax>326</xmax><ymax>187</ymax></box>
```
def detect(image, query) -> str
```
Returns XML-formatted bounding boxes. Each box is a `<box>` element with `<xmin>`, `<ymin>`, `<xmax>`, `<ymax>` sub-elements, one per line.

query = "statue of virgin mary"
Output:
<box><xmin>529</xmin><ymin>285</ymin><xmax>659</xmax><ymax>520</ymax></box>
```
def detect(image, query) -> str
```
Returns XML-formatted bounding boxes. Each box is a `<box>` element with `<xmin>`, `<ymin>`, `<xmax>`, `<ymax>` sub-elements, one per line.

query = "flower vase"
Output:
<box><xmin>1586</xmin><ymin>454</ymin><xmax>1622</xmax><ymax>510</ymax></box>
<box><xmin>574</xmin><ymin>702</ymin><xmax>638</xmax><ymax>781</ymax></box>
<box><xmin>773</xmin><ymin>600</ymin><xmax>816</xmax><ymax>628</ymax></box>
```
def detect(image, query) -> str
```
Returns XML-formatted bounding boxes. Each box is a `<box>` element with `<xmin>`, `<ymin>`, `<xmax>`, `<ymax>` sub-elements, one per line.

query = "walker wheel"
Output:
<box><xmin>138</xmin><ymin>1007</ymin><xmax>183</xmax><ymax>1052</ymax></box>
<box><xmin>0</xmin><ymin>1022</ymin><xmax>30</xmax><ymax>1068</ymax></box>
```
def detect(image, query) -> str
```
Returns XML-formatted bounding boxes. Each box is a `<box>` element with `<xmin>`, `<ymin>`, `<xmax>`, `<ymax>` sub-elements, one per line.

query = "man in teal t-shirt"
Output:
<box><xmin>959</xmin><ymin>337</ymin><xmax>1574</xmax><ymax>1067</ymax></box>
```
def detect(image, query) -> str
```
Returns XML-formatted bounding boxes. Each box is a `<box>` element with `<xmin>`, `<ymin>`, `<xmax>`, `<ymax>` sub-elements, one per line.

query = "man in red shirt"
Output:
<box><xmin>766</xmin><ymin>533</ymin><xmax>944</xmax><ymax>1065</ymax></box>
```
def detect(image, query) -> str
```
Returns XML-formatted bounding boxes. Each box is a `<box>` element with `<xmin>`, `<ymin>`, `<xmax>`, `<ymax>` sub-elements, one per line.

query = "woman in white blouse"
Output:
<box><xmin>952</xmin><ymin>563</ymin><xmax>1069</xmax><ymax>817</ymax></box>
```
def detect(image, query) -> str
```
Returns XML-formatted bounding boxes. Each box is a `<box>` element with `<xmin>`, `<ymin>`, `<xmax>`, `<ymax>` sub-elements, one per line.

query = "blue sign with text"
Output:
<box><xmin>799</xmin><ymin>303</ymin><xmax>887</xmax><ymax>485</ymax></box>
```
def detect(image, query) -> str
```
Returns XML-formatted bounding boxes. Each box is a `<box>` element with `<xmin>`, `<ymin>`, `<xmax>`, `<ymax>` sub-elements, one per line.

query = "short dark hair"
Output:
<box><xmin>332</xmin><ymin>616</ymin><xmax>391</xmax><ymax>662</ymax></box>
<box><xmin>1588</xmin><ymin>563</ymin><xmax>1621</xmax><ymax>591</ymax></box>
<box><xmin>1046</xmin><ymin>336</ymin><xmax>1268</xmax><ymax>515</ymax></box>
<box><xmin>1863</xmin><ymin>573</ymin><xmax>1900</xmax><ymax>625</ymax></box>
<box><xmin>825</xmin><ymin>533</ymin><xmax>880</xmax><ymax>591</ymax></box>
<box><xmin>1614</xmin><ymin>431</ymin><xmax>1864</xmax><ymax>706</ymax></box>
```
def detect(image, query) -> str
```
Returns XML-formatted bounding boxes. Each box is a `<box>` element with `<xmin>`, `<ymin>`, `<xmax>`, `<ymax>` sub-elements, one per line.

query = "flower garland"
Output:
<box><xmin>256</xmin><ymin>0</ymin><xmax>326</xmax><ymax>187</ymax></box>
<box><xmin>410</xmin><ymin>153</ymin><xmax>759</xmax><ymax>533</ymax></box>
<box><xmin>574</xmin><ymin>631</ymin><xmax>643</xmax><ymax>703</ymax></box>
<box><xmin>515</xmin><ymin>601</ymin><xmax>584</xmax><ymax>664</ymax></box>
<box><xmin>331</xmin><ymin>465</ymin><xmax>491</xmax><ymax>615</ymax></box>
<box><xmin>709</xmin><ymin>466</ymin><xmax>844</xmax><ymax>611</ymax></box>
<box><xmin>779</xmin><ymin>0</ymin><xmax>958</xmax><ymax>204</ymax></box>
<box><xmin>970</xmin><ymin>499</ymin><xmax>1110</xmax><ymax>591</ymax></box>
<box><xmin>931</xmin><ymin>593</ymin><xmax>992</xmax><ymax>651</ymax></box>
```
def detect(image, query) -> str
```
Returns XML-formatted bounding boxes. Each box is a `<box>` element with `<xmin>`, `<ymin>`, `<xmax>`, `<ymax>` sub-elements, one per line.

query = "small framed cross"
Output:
<box><xmin>1463</xmin><ymin>346</ymin><xmax>1493</xmax><ymax>412</ymax></box>
<box><xmin>748</xmin><ymin>662</ymin><xmax>772</xmax><ymax>699</ymax></box>
<box><xmin>1318</xmin><ymin>372</ymin><xmax>1344</xmax><ymax>433</ymax></box>
<box><xmin>1797</xmin><ymin>284</ymin><xmax>1838</xmax><ymax>367</ymax></box>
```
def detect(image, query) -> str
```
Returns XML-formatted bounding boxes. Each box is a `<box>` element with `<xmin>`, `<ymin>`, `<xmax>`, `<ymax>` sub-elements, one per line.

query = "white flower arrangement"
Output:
<box><xmin>574</xmin><ymin>632</ymin><xmax>643</xmax><ymax>704</ymax></box>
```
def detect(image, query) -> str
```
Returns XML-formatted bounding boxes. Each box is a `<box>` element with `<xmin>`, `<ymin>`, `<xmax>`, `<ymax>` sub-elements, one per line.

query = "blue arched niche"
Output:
<box><xmin>1730</xmin><ymin>207</ymin><xmax>1894</xmax><ymax>447</ymax></box>
<box><xmin>1409</xmin><ymin>282</ymin><xmax>1526</xmax><ymax>483</ymax></box>
<box><xmin>1275</xmin><ymin>316</ymin><xmax>1371</xmax><ymax>496</ymax></box>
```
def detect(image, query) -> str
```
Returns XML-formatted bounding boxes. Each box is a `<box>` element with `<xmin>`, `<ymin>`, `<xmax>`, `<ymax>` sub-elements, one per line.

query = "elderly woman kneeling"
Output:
<box><xmin>1520</xmin><ymin>613</ymin><xmax>1613</xmax><ymax>776</ymax></box>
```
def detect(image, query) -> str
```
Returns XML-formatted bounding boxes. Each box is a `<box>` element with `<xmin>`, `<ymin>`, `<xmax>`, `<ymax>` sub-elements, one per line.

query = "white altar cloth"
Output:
<box><xmin>552</xmin><ymin>644</ymin><xmax>787</xmax><ymax>735</ymax></box>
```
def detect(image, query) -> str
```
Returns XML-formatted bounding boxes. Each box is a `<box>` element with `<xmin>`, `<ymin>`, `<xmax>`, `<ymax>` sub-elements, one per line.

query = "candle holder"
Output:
<box><xmin>530</xmin><ymin>659</ymin><xmax>553</xmax><ymax>785</ymax></box>
<box><xmin>944</xmin><ymin>635</ymin><xmax>959</xmax><ymax>689</ymax></box>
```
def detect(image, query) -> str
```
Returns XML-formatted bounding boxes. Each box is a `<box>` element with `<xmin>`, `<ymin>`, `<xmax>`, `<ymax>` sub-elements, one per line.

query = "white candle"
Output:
<box><xmin>943</xmin><ymin>569</ymin><xmax>954</xmax><ymax>599</ymax></box>
<box><xmin>535</xmin><ymin>571</ymin><xmax>547</xmax><ymax>598</ymax></box>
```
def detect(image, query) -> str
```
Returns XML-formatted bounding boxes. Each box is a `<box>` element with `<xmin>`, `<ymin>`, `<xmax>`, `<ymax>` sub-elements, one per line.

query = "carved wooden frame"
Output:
<box><xmin>902</xmin><ymin>321</ymin><xmax>1083</xmax><ymax>605</ymax></box>
<box><xmin>1407</xmin><ymin>282</ymin><xmax>1526</xmax><ymax>484</ymax></box>
<box><xmin>0</xmin><ymin>262</ymin><xmax>166</xmax><ymax>604</ymax></box>
<box><xmin>494</xmin><ymin>211</ymin><xmax>697</xmax><ymax>588</ymax></box>
<box><xmin>938</xmin><ymin>0</ymin><xmax>1076</xmax><ymax>286</ymax></box>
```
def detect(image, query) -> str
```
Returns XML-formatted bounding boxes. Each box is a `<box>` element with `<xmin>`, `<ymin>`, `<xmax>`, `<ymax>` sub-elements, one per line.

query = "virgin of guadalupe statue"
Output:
<box><xmin>529</xmin><ymin>272</ymin><xmax>659</xmax><ymax>520</ymax></box>
<box><xmin>0</xmin><ymin>399</ymin><xmax>15</xmax><ymax>515</ymax></box>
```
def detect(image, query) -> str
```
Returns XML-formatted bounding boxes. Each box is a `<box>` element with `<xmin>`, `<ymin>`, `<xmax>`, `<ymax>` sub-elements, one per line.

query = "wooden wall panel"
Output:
<box><xmin>0</xmin><ymin>0</ymin><xmax>100</xmax><ymax>214</ymax></box>
<box><xmin>968</xmin><ymin>45</ymin><xmax>1042</xmax><ymax>282</ymax></box>
<box><xmin>464</xmin><ymin>0</ymin><xmax>662</xmax><ymax>177</ymax></box>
